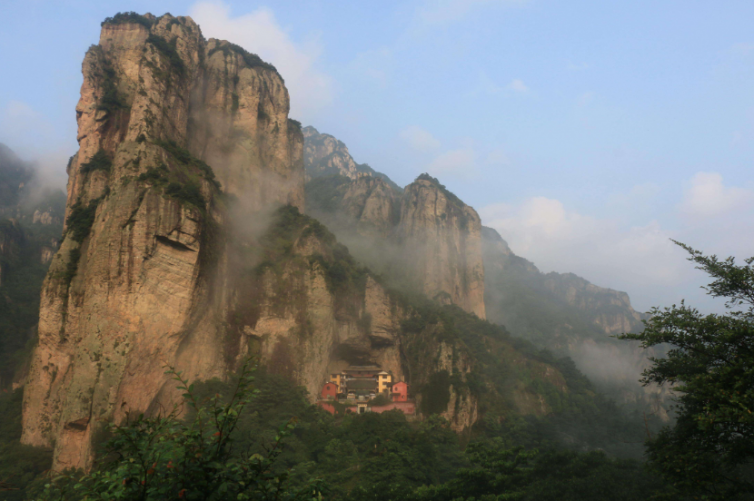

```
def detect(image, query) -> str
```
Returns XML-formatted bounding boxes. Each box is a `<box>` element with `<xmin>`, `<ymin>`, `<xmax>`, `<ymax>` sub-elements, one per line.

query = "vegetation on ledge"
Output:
<box><xmin>79</xmin><ymin>150</ymin><xmax>112</xmax><ymax>174</ymax></box>
<box><xmin>66</xmin><ymin>199</ymin><xmax>100</xmax><ymax>243</ymax></box>
<box><xmin>101</xmin><ymin>12</ymin><xmax>154</xmax><ymax>28</ymax></box>
<box><xmin>208</xmin><ymin>42</ymin><xmax>279</xmax><ymax>75</ymax></box>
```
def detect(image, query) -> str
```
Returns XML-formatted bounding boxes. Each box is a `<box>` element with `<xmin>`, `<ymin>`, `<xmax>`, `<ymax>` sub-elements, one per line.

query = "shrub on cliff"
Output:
<box><xmin>80</xmin><ymin>150</ymin><xmax>112</xmax><ymax>174</ymax></box>
<box><xmin>101</xmin><ymin>12</ymin><xmax>154</xmax><ymax>29</ymax></box>
<box><xmin>36</xmin><ymin>360</ymin><xmax>323</xmax><ymax>501</ymax></box>
<box><xmin>65</xmin><ymin>199</ymin><xmax>99</xmax><ymax>243</ymax></box>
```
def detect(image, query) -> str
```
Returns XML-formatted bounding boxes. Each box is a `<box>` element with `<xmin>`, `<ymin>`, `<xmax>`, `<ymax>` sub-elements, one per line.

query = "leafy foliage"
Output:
<box><xmin>79</xmin><ymin>150</ymin><xmax>112</xmax><ymax>174</ymax></box>
<box><xmin>620</xmin><ymin>242</ymin><xmax>754</xmax><ymax>499</ymax></box>
<box><xmin>155</xmin><ymin>139</ymin><xmax>220</xmax><ymax>189</ymax></box>
<box><xmin>96</xmin><ymin>55</ymin><xmax>126</xmax><ymax>114</ymax></box>
<box><xmin>165</xmin><ymin>181</ymin><xmax>205</xmax><ymax>208</ymax></box>
<box><xmin>36</xmin><ymin>360</ymin><xmax>323</xmax><ymax>501</ymax></box>
<box><xmin>66</xmin><ymin>199</ymin><xmax>99</xmax><ymax>243</ymax></box>
<box><xmin>101</xmin><ymin>12</ymin><xmax>154</xmax><ymax>28</ymax></box>
<box><xmin>0</xmin><ymin>389</ymin><xmax>52</xmax><ymax>500</ymax></box>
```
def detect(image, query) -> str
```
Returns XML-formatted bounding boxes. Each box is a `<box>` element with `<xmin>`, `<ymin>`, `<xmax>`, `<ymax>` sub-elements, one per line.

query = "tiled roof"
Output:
<box><xmin>347</xmin><ymin>379</ymin><xmax>378</xmax><ymax>389</ymax></box>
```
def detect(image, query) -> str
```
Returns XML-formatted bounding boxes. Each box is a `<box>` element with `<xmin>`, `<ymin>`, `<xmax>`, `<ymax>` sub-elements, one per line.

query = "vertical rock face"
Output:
<box><xmin>0</xmin><ymin>220</ymin><xmax>25</xmax><ymax>287</ymax></box>
<box><xmin>305</xmin><ymin>134</ymin><xmax>486</xmax><ymax>319</ymax></box>
<box><xmin>21</xmin><ymin>13</ymin><xmax>304</xmax><ymax>471</ymax></box>
<box><xmin>303</xmin><ymin>126</ymin><xmax>402</xmax><ymax>190</ymax></box>
<box><xmin>397</xmin><ymin>177</ymin><xmax>486</xmax><ymax>319</ymax></box>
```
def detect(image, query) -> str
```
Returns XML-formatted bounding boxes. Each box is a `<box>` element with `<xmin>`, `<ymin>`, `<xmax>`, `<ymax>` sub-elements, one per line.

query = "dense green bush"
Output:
<box><xmin>36</xmin><ymin>361</ymin><xmax>322</xmax><ymax>501</ymax></box>
<box><xmin>96</xmin><ymin>56</ymin><xmax>126</xmax><ymax>115</ymax></box>
<box><xmin>101</xmin><ymin>12</ymin><xmax>154</xmax><ymax>28</ymax></box>
<box><xmin>137</xmin><ymin>163</ymin><xmax>168</xmax><ymax>183</ymax></box>
<box><xmin>66</xmin><ymin>199</ymin><xmax>99</xmax><ymax>243</ymax></box>
<box><xmin>155</xmin><ymin>139</ymin><xmax>220</xmax><ymax>189</ymax></box>
<box><xmin>79</xmin><ymin>150</ymin><xmax>112</xmax><ymax>174</ymax></box>
<box><xmin>61</xmin><ymin>247</ymin><xmax>81</xmax><ymax>288</ymax></box>
<box><xmin>165</xmin><ymin>181</ymin><xmax>205</xmax><ymax>208</ymax></box>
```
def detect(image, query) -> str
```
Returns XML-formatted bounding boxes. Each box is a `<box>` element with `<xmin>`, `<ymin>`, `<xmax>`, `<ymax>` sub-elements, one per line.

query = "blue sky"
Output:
<box><xmin>1</xmin><ymin>0</ymin><xmax>753</xmax><ymax>312</ymax></box>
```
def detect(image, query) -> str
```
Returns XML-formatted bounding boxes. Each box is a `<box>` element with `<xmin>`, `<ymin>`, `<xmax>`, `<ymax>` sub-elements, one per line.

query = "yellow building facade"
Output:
<box><xmin>377</xmin><ymin>371</ymin><xmax>392</xmax><ymax>393</ymax></box>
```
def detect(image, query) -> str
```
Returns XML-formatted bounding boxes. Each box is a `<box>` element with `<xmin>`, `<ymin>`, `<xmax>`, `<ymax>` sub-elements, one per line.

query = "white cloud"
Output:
<box><xmin>426</xmin><ymin>148</ymin><xmax>476</xmax><ymax>177</ymax></box>
<box><xmin>507</xmin><ymin>79</ymin><xmax>529</xmax><ymax>92</ymax></box>
<box><xmin>190</xmin><ymin>2</ymin><xmax>332</xmax><ymax>123</ymax></box>
<box><xmin>678</xmin><ymin>172</ymin><xmax>752</xmax><ymax>218</ymax></box>
<box><xmin>0</xmin><ymin>100</ymin><xmax>71</xmax><ymax>189</ymax></box>
<box><xmin>400</xmin><ymin>126</ymin><xmax>441</xmax><ymax>152</ymax></box>
<box><xmin>480</xmin><ymin>197</ymin><xmax>687</xmax><ymax>311</ymax></box>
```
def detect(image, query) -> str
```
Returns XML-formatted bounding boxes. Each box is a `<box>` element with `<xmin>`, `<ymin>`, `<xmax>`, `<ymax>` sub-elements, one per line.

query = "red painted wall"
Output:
<box><xmin>391</xmin><ymin>382</ymin><xmax>408</xmax><ymax>402</ymax></box>
<box><xmin>321</xmin><ymin>382</ymin><xmax>338</xmax><ymax>399</ymax></box>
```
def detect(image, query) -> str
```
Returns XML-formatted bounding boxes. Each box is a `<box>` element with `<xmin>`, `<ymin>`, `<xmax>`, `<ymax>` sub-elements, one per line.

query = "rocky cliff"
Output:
<box><xmin>20</xmin><ymin>13</ymin><xmax>504</xmax><ymax>471</ymax></box>
<box><xmin>305</xmin><ymin>138</ymin><xmax>486</xmax><ymax>319</ymax></box>
<box><xmin>397</xmin><ymin>176</ymin><xmax>486</xmax><ymax>319</ymax></box>
<box><xmin>21</xmin><ymin>13</ymin><xmax>304</xmax><ymax>471</ymax></box>
<box><xmin>303</xmin><ymin>126</ymin><xmax>400</xmax><ymax>190</ymax></box>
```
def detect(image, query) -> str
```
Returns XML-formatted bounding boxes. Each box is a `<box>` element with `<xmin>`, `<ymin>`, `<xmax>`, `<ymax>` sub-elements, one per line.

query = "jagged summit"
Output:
<box><xmin>305</xmin><ymin>156</ymin><xmax>487</xmax><ymax>319</ymax></box>
<box><xmin>303</xmin><ymin>126</ymin><xmax>401</xmax><ymax>190</ymax></box>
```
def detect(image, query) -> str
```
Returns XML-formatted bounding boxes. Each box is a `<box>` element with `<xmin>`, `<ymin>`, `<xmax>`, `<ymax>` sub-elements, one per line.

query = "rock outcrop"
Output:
<box><xmin>305</xmin><ymin>137</ymin><xmax>486</xmax><ymax>319</ymax></box>
<box><xmin>21</xmin><ymin>13</ymin><xmax>304</xmax><ymax>471</ymax></box>
<box><xmin>303</xmin><ymin>126</ymin><xmax>400</xmax><ymax>191</ymax></box>
<box><xmin>397</xmin><ymin>177</ymin><xmax>486</xmax><ymax>319</ymax></box>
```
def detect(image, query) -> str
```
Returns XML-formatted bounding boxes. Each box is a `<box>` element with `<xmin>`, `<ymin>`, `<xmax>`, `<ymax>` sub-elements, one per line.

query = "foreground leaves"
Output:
<box><xmin>620</xmin><ymin>242</ymin><xmax>754</xmax><ymax>500</ymax></box>
<box><xmin>36</xmin><ymin>359</ymin><xmax>323</xmax><ymax>501</ymax></box>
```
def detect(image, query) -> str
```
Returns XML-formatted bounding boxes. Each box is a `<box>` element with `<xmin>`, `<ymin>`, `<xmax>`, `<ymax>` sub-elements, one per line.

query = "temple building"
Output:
<box><xmin>319</xmin><ymin>365</ymin><xmax>414</xmax><ymax>415</ymax></box>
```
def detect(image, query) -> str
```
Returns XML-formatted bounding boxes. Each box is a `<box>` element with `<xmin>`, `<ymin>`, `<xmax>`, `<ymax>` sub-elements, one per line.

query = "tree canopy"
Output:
<box><xmin>620</xmin><ymin>241</ymin><xmax>754</xmax><ymax>500</ymax></box>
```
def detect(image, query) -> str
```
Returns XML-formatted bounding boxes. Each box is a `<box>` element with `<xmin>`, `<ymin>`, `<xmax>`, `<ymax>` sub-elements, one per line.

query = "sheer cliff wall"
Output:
<box><xmin>304</xmin><ymin>131</ymin><xmax>486</xmax><ymax>320</ymax></box>
<box><xmin>21</xmin><ymin>14</ymin><xmax>305</xmax><ymax>471</ymax></box>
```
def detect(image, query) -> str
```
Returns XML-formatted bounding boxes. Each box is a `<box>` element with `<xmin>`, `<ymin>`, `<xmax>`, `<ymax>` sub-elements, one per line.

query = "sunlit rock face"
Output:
<box><xmin>21</xmin><ymin>13</ymin><xmax>305</xmax><ymax>471</ymax></box>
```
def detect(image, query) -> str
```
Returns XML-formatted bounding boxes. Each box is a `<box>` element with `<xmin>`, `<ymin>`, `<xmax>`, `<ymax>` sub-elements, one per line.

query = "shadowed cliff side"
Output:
<box><xmin>304</xmin><ymin>129</ymin><xmax>486</xmax><ymax>320</ymax></box>
<box><xmin>481</xmin><ymin>226</ymin><xmax>671</xmax><ymax>419</ymax></box>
